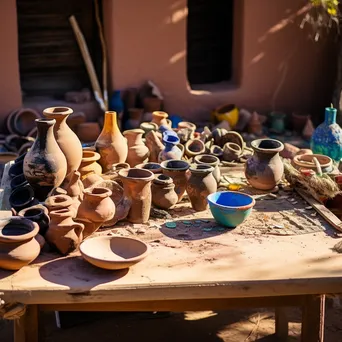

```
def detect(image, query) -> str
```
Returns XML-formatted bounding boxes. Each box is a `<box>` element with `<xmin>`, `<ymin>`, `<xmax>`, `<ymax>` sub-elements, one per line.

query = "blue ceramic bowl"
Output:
<box><xmin>207</xmin><ymin>191</ymin><xmax>255</xmax><ymax>228</ymax></box>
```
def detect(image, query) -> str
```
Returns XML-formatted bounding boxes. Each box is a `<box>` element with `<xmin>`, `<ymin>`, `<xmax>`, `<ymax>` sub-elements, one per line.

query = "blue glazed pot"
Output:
<box><xmin>158</xmin><ymin>130</ymin><xmax>182</xmax><ymax>162</ymax></box>
<box><xmin>207</xmin><ymin>191</ymin><xmax>255</xmax><ymax>228</ymax></box>
<box><xmin>109</xmin><ymin>90</ymin><xmax>124</xmax><ymax>113</ymax></box>
<box><xmin>311</xmin><ymin>107</ymin><xmax>342</xmax><ymax>162</ymax></box>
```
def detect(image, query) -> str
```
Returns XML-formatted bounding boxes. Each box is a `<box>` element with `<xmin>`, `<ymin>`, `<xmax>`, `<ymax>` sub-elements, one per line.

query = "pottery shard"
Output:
<box><xmin>280</xmin><ymin>143</ymin><xmax>300</xmax><ymax>160</ymax></box>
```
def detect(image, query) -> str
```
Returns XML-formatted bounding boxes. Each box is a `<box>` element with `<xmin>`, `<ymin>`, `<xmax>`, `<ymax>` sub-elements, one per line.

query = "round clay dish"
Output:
<box><xmin>292</xmin><ymin>154</ymin><xmax>332</xmax><ymax>173</ymax></box>
<box><xmin>80</xmin><ymin>236</ymin><xmax>149</xmax><ymax>270</ymax></box>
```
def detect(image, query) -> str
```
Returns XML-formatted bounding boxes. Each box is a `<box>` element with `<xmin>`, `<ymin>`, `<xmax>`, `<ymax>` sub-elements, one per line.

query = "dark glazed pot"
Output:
<box><xmin>245</xmin><ymin>139</ymin><xmax>284</xmax><ymax>190</ymax></box>
<box><xmin>9</xmin><ymin>185</ymin><xmax>39</xmax><ymax>213</ymax></box>
<box><xmin>10</xmin><ymin>173</ymin><xmax>28</xmax><ymax>191</ymax></box>
<box><xmin>18</xmin><ymin>204</ymin><xmax>50</xmax><ymax>236</ymax></box>
<box><xmin>9</xmin><ymin>160</ymin><xmax>24</xmax><ymax>178</ymax></box>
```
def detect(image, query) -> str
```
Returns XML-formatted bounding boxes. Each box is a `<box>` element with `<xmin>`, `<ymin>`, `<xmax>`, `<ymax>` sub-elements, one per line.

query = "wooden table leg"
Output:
<box><xmin>301</xmin><ymin>295</ymin><xmax>325</xmax><ymax>342</ymax></box>
<box><xmin>275</xmin><ymin>307</ymin><xmax>288</xmax><ymax>341</ymax></box>
<box><xmin>14</xmin><ymin>305</ymin><xmax>39</xmax><ymax>342</ymax></box>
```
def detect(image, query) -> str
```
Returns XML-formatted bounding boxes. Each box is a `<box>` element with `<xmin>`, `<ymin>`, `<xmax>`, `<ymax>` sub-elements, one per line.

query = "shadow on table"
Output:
<box><xmin>39</xmin><ymin>255</ymin><xmax>128</xmax><ymax>288</ymax></box>
<box><xmin>159</xmin><ymin>218</ymin><xmax>230</xmax><ymax>241</ymax></box>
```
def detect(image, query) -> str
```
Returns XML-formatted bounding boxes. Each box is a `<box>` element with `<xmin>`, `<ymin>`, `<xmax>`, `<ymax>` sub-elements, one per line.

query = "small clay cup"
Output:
<box><xmin>18</xmin><ymin>204</ymin><xmax>50</xmax><ymax>236</ymax></box>
<box><xmin>210</xmin><ymin>145</ymin><xmax>223</xmax><ymax>159</ymax></box>
<box><xmin>223</xmin><ymin>142</ymin><xmax>242</xmax><ymax>162</ymax></box>
<box><xmin>152</xmin><ymin>174</ymin><xmax>178</xmax><ymax>209</ymax></box>
<box><xmin>185</xmin><ymin>139</ymin><xmax>206</xmax><ymax>158</ymax></box>
<box><xmin>45</xmin><ymin>194</ymin><xmax>76</xmax><ymax>217</ymax></box>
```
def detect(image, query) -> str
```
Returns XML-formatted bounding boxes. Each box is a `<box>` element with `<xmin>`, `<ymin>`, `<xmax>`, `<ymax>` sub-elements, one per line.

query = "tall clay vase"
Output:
<box><xmin>160</xmin><ymin>159</ymin><xmax>190</xmax><ymax>203</ymax></box>
<box><xmin>187</xmin><ymin>164</ymin><xmax>217</xmax><ymax>211</ymax></box>
<box><xmin>118</xmin><ymin>168</ymin><xmax>154</xmax><ymax>224</ymax></box>
<box><xmin>46</xmin><ymin>209</ymin><xmax>84</xmax><ymax>255</ymax></box>
<box><xmin>0</xmin><ymin>217</ymin><xmax>40</xmax><ymax>271</ymax></box>
<box><xmin>24</xmin><ymin>119</ymin><xmax>67</xmax><ymax>201</ymax></box>
<box><xmin>124</xmin><ymin>129</ymin><xmax>149</xmax><ymax>167</ymax></box>
<box><xmin>76</xmin><ymin>187</ymin><xmax>115</xmax><ymax>238</ymax></box>
<box><xmin>95</xmin><ymin>111</ymin><xmax>128</xmax><ymax>172</ymax></box>
<box><xmin>245</xmin><ymin>139</ymin><xmax>284</xmax><ymax>190</ymax></box>
<box><xmin>43</xmin><ymin>107</ymin><xmax>83</xmax><ymax>180</ymax></box>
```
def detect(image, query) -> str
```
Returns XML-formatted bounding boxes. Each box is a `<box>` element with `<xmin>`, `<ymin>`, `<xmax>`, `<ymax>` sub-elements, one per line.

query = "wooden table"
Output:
<box><xmin>0</xmin><ymin>164</ymin><xmax>342</xmax><ymax>342</ymax></box>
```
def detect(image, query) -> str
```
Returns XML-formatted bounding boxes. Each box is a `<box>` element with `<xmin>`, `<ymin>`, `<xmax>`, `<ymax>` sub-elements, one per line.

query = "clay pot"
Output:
<box><xmin>152</xmin><ymin>174</ymin><xmax>178</xmax><ymax>209</ymax></box>
<box><xmin>18</xmin><ymin>204</ymin><xmax>50</xmax><ymax>236</ymax></box>
<box><xmin>9</xmin><ymin>185</ymin><xmax>39</xmax><ymax>213</ymax></box>
<box><xmin>178</xmin><ymin>121</ymin><xmax>196</xmax><ymax>132</ymax></box>
<box><xmin>23</xmin><ymin>119</ymin><xmax>67</xmax><ymax>201</ymax></box>
<box><xmin>151</xmin><ymin>111</ymin><xmax>168</xmax><ymax>127</ymax></box>
<box><xmin>292</xmin><ymin>154</ymin><xmax>333</xmax><ymax>173</ymax></box>
<box><xmin>118</xmin><ymin>168</ymin><xmax>154</xmax><ymax>224</ymax></box>
<box><xmin>245</xmin><ymin>139</ymin><xmax>284</xmax><ymax>190</ymax></box>
<box><xmin>82</xmin><ymin>173</ymin><xmax>104</xmax><ymax>189</ymax></box>
<box><xmin>124</xmin><ymin>129</ymin><xmax>149</xmax><ymax>167</ymax></box>
<box><xmin>10</xmin><ymin>173</ymin><xmax>28</xmax><ymax>191</ymax></box>
<box><xmin>0</xmin><ymin>217</ymin><xmax>40</xmax><ymax>270</ymax></box>
<box><xmin>101</xmin><ymin>162</ymin><xmax>130</xmax><ymax>183</ymax></box>
<box><xmin>78</xmin><ymin>150</ymin><xmax>102</xmax><ymax>180</ymax></box>
<box><xmin>43</xmin><ymin>107</ymin><xmax>83</xmax><ymax>180</ymax></box>
<box><xmin>76</xmin><ymin>122</ymin><xmax>101</xmax><ymax>142</ymax></box>
<box><xmin>62</xmin><ymin>170</ymin><xmax>84</xmax><ymax>213</ymax></box>
<box><xmin>194</xmin><ymin>154</ymin><xmax>221</xmax><ymax>184</ymax></box>
<box><xmin>95</xmin><ymin>111</ymin><xmax>128</xmax><ymax>172</ymax></box>
<box><xmin>45</xmin><ymin>194</ymin><xmax>76</xmax><ymax>217</ymax></box>
<box><xmin>9</xmin><ymin>160</ymin><xmax>24</xmax><ymax>178</ymax></box>
<box><xmin>145</xmin><ymin>130</ymin><xmax>165</xmax><ymax>163</ymax></box>
<box><xmin>280</xmin><ymin>143</ymin><xmax>300</xmax><ymax>159</ymax></box>
<box><xmin>176</xmin><ymin>128</ymin><xmax>194</xmax><ymax>144</ymax></box>
<box><xmin>140</xmin><ymin>122</ymin><xmax>158</xmax><ymax>136</ymax></box>
<box><xmin>143</xmin><ymin>97</ymin><xmax>162</xmax><ymax>113</ymax></box>
<box><xmin>6</xmin><ymin>108</ymin><xmax>40</xmax><ymax>136</ymax></box>
<box><xmin>160</xmin><ymin>159</ymin><xmax>190</xmax><ymax>202</ymax></box>
<box><xmin>45</xmin><ymin>209</ymin><xmax>84</xmax><ymax>255</ymax></box>
<box><xmin>210</xmin><ymin>145</ymin><xmax>223</xmax><ymax>159</ymax></box>
<box><xmin>187</xmin><ymin>164</ymin><xmax>217</xmax><ymax>211</ymax></box>
<box><xmin>135</xmin><ymin>162</ymin><xmax>162</xmax><ymax>174</ymax></box>
<box><xmin>125</xmin><ymin>108</ymin><xmax>144</xmax><ymax>130</ymax></box>
<box><xmin>185</xmin><ymin>139</ymin><xmax>206</xmax><ymax>158</ymax></box>
<box><xmin>159</xmin><ymin>133</ymin><xmax>182</xmax><ymax>162</ymax></box>
<box><xmin>77</xmin><ymin>187</ymin><xmax>115</xmax><ymax>238</ymax></box>
<box><xmin>292</xmin><ymin>112</ymin><xmax>311</xmax><ymax>133</ymax></box>
<box><xmin>223</xmin><ymin>142</ymin><xmax>242</xmax><ymax>162</ymax></box>
<box><xmin>5</xmin><ymin>134</ymin><xmax>34</xmax><ymax>153</ymax></box>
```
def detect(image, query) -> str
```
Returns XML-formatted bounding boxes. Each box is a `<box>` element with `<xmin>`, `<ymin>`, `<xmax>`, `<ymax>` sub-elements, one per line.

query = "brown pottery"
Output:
<box><xmin>194</xmin><ymin>154</ymin><xmax>221</xmax><ymax>184</ymax></box>
<box><xmin>82</xmin><ymin>173</ymin><xmax>104</xmax><ymax>189</ymax></box>
<box><xmin>18</xmin><ymin>204</ymin><xmax>50</xmax><ymax>236</ymax></box>
<box><xmin>45</xmin><ymin>194</ymin><xmax>77</xmax><ymax>217</ymax></box>
<box><xmin>135</xmin><ymin>162</ymin><xmax>162</xmax><ymax>174</ymax></box>
<box><xmin>118</xmin><ymin>168</ymin><xmax>154</xmax><ymax>224</ymax></box>
<box><xmin>140</xmin><ymin>122</ymin><xmax>158</xmax><ymax>136</ymax></box>
<box><xmin>245</xmin><ymin>139</ymin><xmax>284</xmax><ymax>190</ymax></box>
<box><xmin>187</xmin><ymin>164</ymin><xmax>217</xmax><ymax>211</ymax></box>
<box><xmin>62</xmin><ymin>170</ymin><xmax>84</xmax><ymax>213</ymax></box>
<box><xmin>0</xmin><ymin>217</ymin><xmax>40</xmax><ymax>271</ymax></box>
<box><xmin>78</xmin><ymin>150</ymin><xmax>102</xmax><ymax>180</ymax></box>
<box><xmin>145</xmin><ymin>130</ymin><xmax>165</xmax><ymax>163</ymax></box>
<box><xmin>152</xmin><ymin>174</ymin><xmax>178</xmax><ymax>210</ymax></box>
<box><xmin>185</xmin><ymin>139</ymin><xmax>206</xmax><ymax>158</ymax></box>
<box><xmin>223</xmin><ymin>142</ymin><xmax>242</xmax><ymax>162</ymax></box>
<box><xmin>124</xmin><ymin>129</ymin><xmax>149</xmax><ymax>167</ymax></box>
<box><xmin>151</xmin><ymin>111</ymin><xmax>168</xmax><ymax>127</ymax></box>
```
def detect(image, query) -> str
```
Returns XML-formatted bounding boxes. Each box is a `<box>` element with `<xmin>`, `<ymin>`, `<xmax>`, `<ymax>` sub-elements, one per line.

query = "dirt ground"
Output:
<box><xmin>1</xmin><ymin>304</ymin><xmax>342</xmax><ymax>341</ymax></box>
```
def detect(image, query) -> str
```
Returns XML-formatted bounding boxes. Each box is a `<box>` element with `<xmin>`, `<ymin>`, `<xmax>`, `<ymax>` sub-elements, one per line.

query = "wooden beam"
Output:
<box><xmin>14</xmin><ymin>305</ymin><xmax>39</xmax><ymax>342</ymax></box>
<box><xmin>275</xmin><ymin>307</ymin><xmax>289</xmax><ymax>341</ymax></box>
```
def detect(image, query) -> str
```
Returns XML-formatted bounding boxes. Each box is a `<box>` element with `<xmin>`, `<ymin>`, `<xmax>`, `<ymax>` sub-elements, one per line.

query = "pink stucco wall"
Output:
<box><xmin>103</xmin><ymin>0</ymin><xmax>337</xmax><ymax>122</ymax></box>
<box><xmin>0</xmin><ymin>0</ymin><xmax>22</xmax><ymax>129</ymax></box>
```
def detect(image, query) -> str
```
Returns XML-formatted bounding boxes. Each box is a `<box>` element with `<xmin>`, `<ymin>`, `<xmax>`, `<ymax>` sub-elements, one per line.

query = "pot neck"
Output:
<box><xmin>36</xmin><ymin>119</ymin><xmax>56</xmax><ymax>150</ymax></box>
<box><xmin>102</xmin><ymin>111</ymin><xmax>120</xmax><ymax>134</ymax></box>
<box><xmin>324</xmin><ymin>107</ymin><xmax>337</xmax><ymax>125</ymax></box>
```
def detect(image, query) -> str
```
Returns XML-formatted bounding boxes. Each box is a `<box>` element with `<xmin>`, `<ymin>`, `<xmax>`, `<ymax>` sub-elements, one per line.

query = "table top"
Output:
<box><xmin>1</xmin><ymin>164</ymin><xmax>342</xmax><ymax>305</ymax></box>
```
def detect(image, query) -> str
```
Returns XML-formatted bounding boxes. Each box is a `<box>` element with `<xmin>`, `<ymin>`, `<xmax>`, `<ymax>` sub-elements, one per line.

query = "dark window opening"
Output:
<box><xmin>17</xmin><ymin>0</ymin><xmax>102</xmax><ymax>99</ymax></box>
<box><xmin>186</xmin><ymin>0</ymin><xmax>234</xmax><ymax>88</ymax></box>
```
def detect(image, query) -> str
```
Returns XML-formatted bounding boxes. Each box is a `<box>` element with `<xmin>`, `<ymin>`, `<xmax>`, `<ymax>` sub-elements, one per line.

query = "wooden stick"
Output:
<box><xmin>69</xmin><ymin>15</ymin><xmax>105</xmax><ymax>111</ymax></box>
<box><xmin>296</xmin><ymin>188</ymin><xmax>342</xmax><ymax>233</ymax></box>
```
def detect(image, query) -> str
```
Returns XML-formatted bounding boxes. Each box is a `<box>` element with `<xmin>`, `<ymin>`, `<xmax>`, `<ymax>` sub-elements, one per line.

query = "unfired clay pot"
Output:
<box><xmin>145</xmin><ymin>130</ymin><xmax>165</xmax><ymax>163</ymax></box>
<box><xmin>160</xmin><ymin>159</ymin><xmax>190</xmax><ymax>203</ymax></box>
<box><xmin>223</xmin><ymin>142</ymin><xmax>242</xmax><ymax>162</ymax></box>
<box><xmin>77</xmin><ymin>187</ymin><xmax>115</xmax><ymax>238</ymax></box>
<box><xmin>152</xmin><ymin>174</ymin><xmax>178</xmax><ymax>210</ymax></box>
<box><xmin>194</xmin><ymin>154</ymin><xmax>221</xmax><ymax>184</ymax></box>
<box><xmin>187</xmin><ymin>164</ymin><xmax>217</xmax><ymax>211</ymax></box>
<box><xmin>151</xmin><ymin>111</ymin><xmax>168</xmax><ymax>127</ymax></box>
<box><xmin>18</xmin><ymin>204</ymin><xmax>50</xmax><ymax>236</ymax></box>
<box><xmin>185</xmin><ymin>139</ymin><xmax>206</xmax><ymax>158</ymax></box>
<box><xmin>135</xmin><ymin>162</ymin><xmax>162</xmax><ymax>174</ymax></box>
<box><xmin>24</xmin><ymin>119</ymin><xmax>67</xmax><ymax>201</ymax></box>
<box><xmin>46</xmin><ymin>208</ymin><xmax>84</xmax><ymax>255</ymax></box>
<box><xmin>245</xmin><ymin>139</ymin><xmax>284</xmax><ymax>190</ymax></box>
<box><xmin>124</xmin><ymin>129</ymin><xmax>149</xmax><ymax>167</ymax></box>
<box><xmin>82</xmin><ymin>173</ymin><xmax>104</xmax><ymax>189</ymax></box>
<box><xmin>45</xmin><ymin>194</ymin><xmax>76</xmax><ymax>218</ymax></box>
<box><xmin>43</xmin><ymin>107</ymin><xmax>83</xmax><ymax>180</ymax></box>
<box><xmin>95</xmin><ymin>111</ymin><xmax>128</xmax><ymax>172</ymax></box>
<box><xmin>118</xmin><ymin>168</ymin><xmax>154</xmax><ymax>224</ymax></box>
<box><xmin>0</xmin><ymin>217</ymin><xmax>40</xmax><ymax>271</ymax></box>
<box><xmin>78</xmin><ymin>150</ymin><xmax>102</xmax><ymax>180</ymax></box>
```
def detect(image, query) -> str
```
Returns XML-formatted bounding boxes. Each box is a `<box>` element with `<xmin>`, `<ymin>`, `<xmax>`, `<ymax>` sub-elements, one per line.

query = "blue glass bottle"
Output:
<box><xmin>311</xmin><ymin>107</ymin><xmax>342</xmax><ymax>162</ymax></box>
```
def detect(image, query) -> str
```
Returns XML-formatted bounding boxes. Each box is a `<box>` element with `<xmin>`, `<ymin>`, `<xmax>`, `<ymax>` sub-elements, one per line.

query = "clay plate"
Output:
<box><xmin>80</xmin><ymin>236</ymin><xmax>149</xmax><ymax>270</ymax></box>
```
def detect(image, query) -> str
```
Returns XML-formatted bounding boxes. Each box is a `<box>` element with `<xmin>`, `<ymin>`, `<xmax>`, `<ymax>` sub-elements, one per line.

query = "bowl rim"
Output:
<box><xmin>207</xmin><ymin>191</ymin><xmax>255</xmax><ymax>211</ymax></box>
<box><xmin>80</xmin><ymin>236</ymin><xmax>150</xmax><ymax>264</ymax></box>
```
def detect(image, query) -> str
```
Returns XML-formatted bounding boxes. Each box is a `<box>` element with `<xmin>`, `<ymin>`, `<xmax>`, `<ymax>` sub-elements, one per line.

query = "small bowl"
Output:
<box><xmin>80</xmin><ymin>236</ymin><xmax>149</xmax><ymax>270</ymax></box>
<box><xmin>207</xmin><ymin>191</ymin><xmax>255</xmax><ymax>228</ymax></box>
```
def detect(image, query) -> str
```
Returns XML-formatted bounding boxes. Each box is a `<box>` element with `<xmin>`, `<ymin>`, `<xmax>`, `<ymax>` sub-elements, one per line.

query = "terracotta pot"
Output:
<box><xmin>140</xmin><ymin>122</ymin><xmax>158</xmax><ymax>136</ymax></box>
<box><xmin>245</xmin><ymin>139</ymin><xmax>284</xmax><ymax>190</ymax></box>
<box><xmin>292</xmin><ymin>112</ymin><xmax>311</xmax><ymax>133</ymax></box>
<box><xmin>18</xmin><ymin>204</ymin><xmax>50</xmax><ymax>236</ymax></box>
<box><xmin>10</xmin><ymin>108</ymin><xmax>40</xmax><ymax>136</ymax></box>
<box><xmin>160</xmin><ymin>159</ymin><xmax>190</xmax><ymax>202</ymax></box>
<box><xmin>0</xmin><ymin>217</ymin><xmax>40</xmax><ymax>270</ymax></box>
<box><xmin>118</xmin><ymin>168</ymin><xmax>154</xmax><ymax>224</ymax></box>
<box><xmin>125</xmin><ymin>108</ymin><xmax>144</xmax><ymax>130</ymax></box>
<box><xmin>62</xmin><ymin>170</ymin><xmax>84</xmax><ymax>213</ymax></box>
<box><xmin>135</xmin><ymin>162</ymin><xmax>162</xmax><ymax>174</ymax></box>
<box><xmin>176</xmin><ymin>128</ymin><xmax>194</xmax><ymax>144</ymax></box>
<box><xmin>10</xmin><ymin>173</ymin><xmax>28</xmax><ymax>191</ymax></box>
<box><xmin>5</xmin><ymin>134</ymin><xmax>34</xmax><ymax>153</ymax></box>
<box><xmin>9</xmin><ymin>160</ymin><xmax>24</xmax><ymax>178</ymax></box>
<box><xmin>9</xmin><ymin>184</ymin><xmax>39</xmax><ymax>213</ymax></box>
<box><xmin>24</xmin><ymin>119</ymin><xmax>67</xmax><ymax>201</ymax></box>
<box><xmin>82</xmin><ymin>173</ymin><xmax>104</xmax><ymax>189</ymax></box>
<box><xmin>143</xmin><ymin>97</ymin><xmax>162</xmax><ymax>113</ymax></box>
<box><xmin>223</xmin><ymin>142</ymin><xmax>242</xmax><ymax>162</ymax></box>
<box><xmin>292</xmin><ymin>154</ymin><xmax>333</xmax><ymax>173</ymax></box>
<box><xmin>101</xmin><ymin>162</ymin><xmax>130</xmax><ymax>182</ymax></box>
<box><xmin>78</xmin><ymin>150</ymin><xmax>102</xmax><ymax>180</ymax></box>
<box><xmin>152</xmin><ymin>174</ymin><xmax>178</xmax><ymax>209</ymax></box>
<box><xmin>46</xmin><ymin>208</ymin><xmax>84</xmax><ymax>255</ymax></box>
<box><xmin>194</xmin><ymin>154</ymin><xmax>221</xmax><ymax>184</ymax></box>
<box><xmin>145</xmin><ymin>130</ymin><xmax>165</xmax><ymax>163</ymax></box>
<box><xmin>76</xmin><ymin>122</ymin><xmax>101</xmax><ymax>143</ymax></box>
<box><xmin>124</xmin><ymin>129</ymin><xmax>149</xmax><ymax>167</ymax></box>
<box><xmin>151</xmin><ymin>111</ymin><xmax>168</xmax><ymax>127</ymax></box>
<box><xmin>77</xmin><ymin>187</ymin><xmax>115</xmax><ymax>238</ymax></box>
<box><xmin>45</xmin><ymin>194</ymin><xmax>76</xmax><ymax>218</ymax></box>
<box><xmin>43</xmin><ymin>107</ymin><xmax>83</xmax><ymax>180</ymax></box>
<box><xmin>185</xmin><ymin>139</ymin><xmax>206</xmax><ymax>158</ymax></box>
<box><xmin>90</xmin><ymin>180</ymin><xmax>130</xmax><ymax>227</ymax></box>
<box><xmin>95</xmin><ymin>111</ymin><xmax>128</xmax><ymax>172</ymax></box>
<box><xmin>187</xmin><ymin>164</ymin><xmax>217</xmax><ymax>211</ymax></box>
